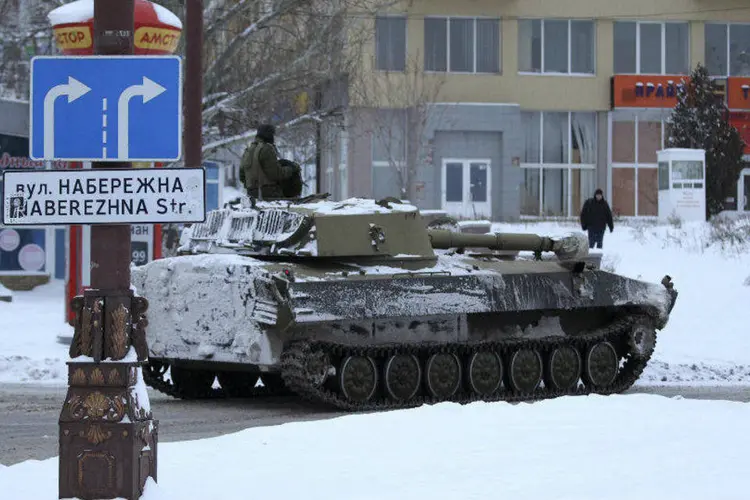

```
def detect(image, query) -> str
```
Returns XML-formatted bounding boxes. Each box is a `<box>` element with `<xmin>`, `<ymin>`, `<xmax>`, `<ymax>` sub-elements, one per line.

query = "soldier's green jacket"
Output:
<box><xmin>239</xmin><ymin>140</ymin><xmax>294</xmax><ymax>193</ymax></box>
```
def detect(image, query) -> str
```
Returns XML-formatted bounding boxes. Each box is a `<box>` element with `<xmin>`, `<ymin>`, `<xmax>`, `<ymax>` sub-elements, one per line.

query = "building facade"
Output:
<box><xmin>321</xmin><ymin>0</ymin><xmax>750</xmax><ymax>220</ymax></box>
<box><xmin>0</xmin><ymin>98</ymin><xmax>67</xmax><ymax>281</ymax></box>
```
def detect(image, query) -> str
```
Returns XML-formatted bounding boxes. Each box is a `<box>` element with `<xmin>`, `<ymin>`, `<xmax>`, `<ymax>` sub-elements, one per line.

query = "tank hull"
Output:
<box><xmin>131</xmin><ymin>250</ymin><xmax>677</xmax><ymax>409</ymax></box>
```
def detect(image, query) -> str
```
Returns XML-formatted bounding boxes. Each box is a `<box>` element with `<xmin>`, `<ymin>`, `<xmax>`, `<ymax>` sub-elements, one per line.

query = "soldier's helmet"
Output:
<box><xmin>257</xmin><ymin>124</ymin><xmax>276</xmax><ymax>143</ymax></box>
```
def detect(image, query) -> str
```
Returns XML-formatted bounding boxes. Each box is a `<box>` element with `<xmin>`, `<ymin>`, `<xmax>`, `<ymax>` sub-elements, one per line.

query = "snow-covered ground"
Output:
<box><xmin>0</xmin><ymin>280</ymin><xmax>71</xmax><ymax>383</ymax></box>
<box><xmin>1</xmin><ymin>394</ymin><xmax>749</xmax><ymax>499</ymax></box>
<box><xmin>1</xmin><ymin>216</ymin><xmax>749</xmax><ymax>385</ymax></box>
<box><xmin>0</xmin><ymin>282</ymin><xmax>11</xmax><ymax>301</ymax></box>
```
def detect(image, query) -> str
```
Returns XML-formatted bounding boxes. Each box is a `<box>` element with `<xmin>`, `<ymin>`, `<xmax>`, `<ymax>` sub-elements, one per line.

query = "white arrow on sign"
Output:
<box><xmin>117</xmin><ymin>77</ymin><xmax>167</xmax><ymax>160</ymax></box>
<box><xmin>43</xmin><ymin>76</ymin><xmax>91</xmax><ymax>160</ymax></box>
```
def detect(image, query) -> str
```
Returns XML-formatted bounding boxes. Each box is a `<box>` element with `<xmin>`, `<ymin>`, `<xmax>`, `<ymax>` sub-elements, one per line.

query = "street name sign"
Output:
<box><xmin>29</xmin><ymin>55</ymin><xmax>182</xmax><ymax>162</ymax></box>
<box><xmin>2</xmin><ymin>168</ymin><xmax>206</xmax><ymax>225</ymax></box>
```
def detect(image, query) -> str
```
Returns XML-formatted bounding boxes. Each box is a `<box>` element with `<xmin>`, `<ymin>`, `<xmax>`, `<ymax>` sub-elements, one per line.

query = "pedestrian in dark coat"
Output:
<box><xmin>579</xmin><ymin>188</ymin><xmax>614</xmax><ymax>249</ymax></box>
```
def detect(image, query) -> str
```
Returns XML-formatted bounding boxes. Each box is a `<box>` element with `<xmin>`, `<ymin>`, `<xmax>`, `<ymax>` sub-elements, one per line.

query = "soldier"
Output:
<box><xmin>239</xmin><ymin>123</ymin><xmax>302</xmax><ymax>200</ymax></box>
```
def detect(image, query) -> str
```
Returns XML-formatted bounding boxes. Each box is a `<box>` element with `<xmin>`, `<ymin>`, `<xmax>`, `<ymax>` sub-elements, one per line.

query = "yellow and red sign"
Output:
<box><xmin>134</xmin><ymin>27</ymin><xmax>180</xmax><ymax>53</ymax></box>
<box><xmin>53</xmin><ymin>25</ymin><xmax>93</xmax><ymax>52</ymax></box>
<box><xmin>611</xmin><ymin>75</ymin><xmax>690</xmax><ymax>109</ymax></box>
<box><xmin>49</xmin><ymin>0</ymin><xmax>182</xmax><ymax>56</ymax></box>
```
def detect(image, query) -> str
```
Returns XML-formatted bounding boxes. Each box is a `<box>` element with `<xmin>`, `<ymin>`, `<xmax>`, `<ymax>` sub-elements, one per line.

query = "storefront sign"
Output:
<box><xmin>729</xmin><ymin>112</ymin><xmax>750</xmax><ymax>146</ymax></box>
<box><xmin>0</xmin><ymin>229</ymin><xmax>20</xmax><ymax>252</ymax></box>
<box><xmin>53</xmin><ymin>25</ymin><xmax>93</xmax><ymax>51</ymax></box>
<box><xmin>2</xmin><ymin>168</ymin><xmax>206</xmax><ymax>225</ymax></box>
<box><xmin>135</xmin><ymin>27</ymin><xmax>180</xmax><ymax>52</ymax></box>
<box><xmin>131</xmin><ymin>224</ymin><xmax>152</xmax><ymax>266</ymax></box>
<box><xmin>727</xmin><ymin>77</ymin><xmax>750</xmax><ymax>110</ymax></box>
<box><xmin>17</xmin><ymin>243</ymin><xmax>45</xmax><ymax>271</ymax></box>
<box><xmin>48</xmin><ymin>0</ymin><xmax>182</xmax><ymax>56</ymax></box>
<box><xmin>0</xmin><ymin>153</ymin><xmax>68</xmax><ymax>170</ymax></box>
<box><xmin>611</xmin><ymin>75</ymin><xmax>689</xmax><ymax>108</ymax></box>
<box><xmin>1</xmin><ymin>134</ymin><xmax>69</xmax><ymax>170</ymax></box>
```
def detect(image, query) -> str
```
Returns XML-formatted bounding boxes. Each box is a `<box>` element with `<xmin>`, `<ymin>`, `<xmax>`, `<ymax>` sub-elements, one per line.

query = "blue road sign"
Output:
<box><xmin>29</xmin><ymin>55</ymin><xmax>182</xmax><ymax>162</ymax></box>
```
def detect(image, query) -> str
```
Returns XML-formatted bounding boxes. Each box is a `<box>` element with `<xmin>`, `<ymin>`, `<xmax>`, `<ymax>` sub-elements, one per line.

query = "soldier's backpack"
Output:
<box><xmin>279</xmin><ymin>158</ymin><xmax>303</xmax><ymax>198</ymax></box>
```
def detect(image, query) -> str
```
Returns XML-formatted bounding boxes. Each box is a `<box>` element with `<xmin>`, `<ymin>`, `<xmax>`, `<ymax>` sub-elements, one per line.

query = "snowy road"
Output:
<box><xmin>0</xmin><ymin>384</ymin><xmax>345</xmax><ymax>466</ymax></box>
<box><xmin>1</xmin><ymin>382</ymin><xmax>748</xmax><ymax>466</ymax></box>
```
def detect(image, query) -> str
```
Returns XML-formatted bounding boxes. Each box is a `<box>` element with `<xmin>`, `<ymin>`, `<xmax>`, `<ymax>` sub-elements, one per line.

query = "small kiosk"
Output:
<box><xmin>657</xmin><ymin>148</ymin><xmax>706</xmax><ymax>222</ymax></box>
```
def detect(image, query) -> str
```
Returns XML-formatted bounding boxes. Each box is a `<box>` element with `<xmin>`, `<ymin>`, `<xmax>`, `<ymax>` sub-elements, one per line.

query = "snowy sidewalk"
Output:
<box><xmin>0</xmin><ymin>395</ymin><xmax>748</xmax><ymax>499</ymax></box>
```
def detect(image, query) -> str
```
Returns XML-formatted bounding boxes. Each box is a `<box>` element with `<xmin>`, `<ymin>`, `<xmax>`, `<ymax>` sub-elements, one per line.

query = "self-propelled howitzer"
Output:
<box><xmin>130</xmin><ymin>196</ymin><xmax>678</xmax><ymax>411</ymax></box>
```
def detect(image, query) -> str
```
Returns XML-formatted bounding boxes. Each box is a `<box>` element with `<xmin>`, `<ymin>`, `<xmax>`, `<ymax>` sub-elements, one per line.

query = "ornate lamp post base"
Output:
<box><xmin>59</xmin><ymin>289</ymin><xmax>158</xmax><ymax>499</ymax></box>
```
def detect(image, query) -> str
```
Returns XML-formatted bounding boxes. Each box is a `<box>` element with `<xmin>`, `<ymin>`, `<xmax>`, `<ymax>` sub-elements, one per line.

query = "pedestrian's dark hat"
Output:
<box><xmin>595</xmin><ymin>188</ymin><xmax>603</xmax><ymax>196</ymax></box>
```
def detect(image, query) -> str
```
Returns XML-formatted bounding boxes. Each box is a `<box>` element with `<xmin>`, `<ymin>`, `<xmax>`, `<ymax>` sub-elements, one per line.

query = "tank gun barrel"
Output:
<box><xmin>427</xmin><ymin>229</ymin><xmax>589</xmax><ymax>260</ymax></box>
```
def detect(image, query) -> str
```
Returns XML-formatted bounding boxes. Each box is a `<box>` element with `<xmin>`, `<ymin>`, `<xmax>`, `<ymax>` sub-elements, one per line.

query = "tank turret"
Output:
<box><xmin>179</xmin><ymin>197</ymin><xmax>590</xmax><ymax>268</ymax></box>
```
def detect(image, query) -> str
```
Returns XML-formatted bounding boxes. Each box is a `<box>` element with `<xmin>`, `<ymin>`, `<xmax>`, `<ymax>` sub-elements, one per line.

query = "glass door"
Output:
<box><xmin>441</xmin><ymin>159</ymin><xmax>492</xmax><ymax>218</ymax></box>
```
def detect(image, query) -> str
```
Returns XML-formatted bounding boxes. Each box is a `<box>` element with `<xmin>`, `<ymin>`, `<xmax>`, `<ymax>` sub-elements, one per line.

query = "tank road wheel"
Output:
<box><xmin>305</xmin><ymin>349</ymin><xmax>332</xmax><ymax>388</ymax></box>
<box><xmin>339</xmin><ymin>356</ymin><xmax>379</xmax><ymax>403</ymax></box>
<box><xmin>467</xmin><ymin>350</ymin><xmax>503</xmax><ymax>396</ymax></box>
<box><xmin>425</xmin><ymin>353</ymin><xmax>462</xmax><ymax>399</ymax></box>
<box><xmin>384</xmin><ymin>354</ymin><xmax>422</xmax><ymax>402</ymax></box>
<box><xmin>508</xmin><ymin>349</ymin><xmax>543</xmax><ymax>393</ymax></box>
<box><xmin>217</xmin><ymin>371</ymin><xmax>259</xmax><ymax>397</ymax></box>
<box><xmin>545</xmin><ymin>346</ymin><xmax>582</xmax><ymax>391</ymax></box>
<box><xmin>628</xmin><ymin>323</ymin><xmax>657</xmax><ymax>359</ymax></box>
<box><xmin>170</xmin><ymin>365</ymin><xmax>215</xmax><ymax>399</ymax></box>
<box><xmin>584</xmin><ymin>342</ymin><xmax>619</xmax><ymax>388</ymax></box>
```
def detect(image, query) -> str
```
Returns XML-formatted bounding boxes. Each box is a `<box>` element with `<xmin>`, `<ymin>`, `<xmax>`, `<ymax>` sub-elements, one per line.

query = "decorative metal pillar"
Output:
<box><xmin>59</xmin><ymin>292</ymin><xmax>157</xmax><ymax>499</ymax></box>
<box><xmin>58</xmin><ymin>0</ymin><xmax>158</xmax><ymax>498</ymax></box>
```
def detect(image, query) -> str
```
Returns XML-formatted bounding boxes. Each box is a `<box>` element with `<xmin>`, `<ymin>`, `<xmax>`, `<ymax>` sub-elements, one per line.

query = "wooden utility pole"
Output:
<box><xmin>183</xmin><ymin>0</ymin><xmax>203</xmax><ymax>168</ymax></box>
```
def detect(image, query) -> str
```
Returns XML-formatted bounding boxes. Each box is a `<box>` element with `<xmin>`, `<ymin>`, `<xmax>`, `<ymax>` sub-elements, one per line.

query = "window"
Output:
<box><xmin>375</xmin><ymin>15</ymin><xmax>406</xmax><ymax>71</ymax></box>
<box><xmin>658</xmin><ymin>161</ymin><xmax>670</xmax><ymax>190</ymax></box>
<box><xmin>522</xmin><ymin>111</ymin><xmax>597</xmax><ymax>166</ymax></box>
<box><xmin>672</xmin><ymin>160</ymin><xmax>703</xmax><ymax>180</ymax></box>
<box><xmin>520</xmin><ymin>111</ymin><xmax>597</xmax><ymax>217</ymax></box>
<box><xmin>613</xmin><ymin>21</ymin><xmax>690</xmax><ymax>74</ymax></box>
<box><xmin>424</xmin><ymin>17</ymin><xmax>500</xmax><ymax>73</ymax></box>
<box><xmin>204</xmin><ymin>162</ymin><xmax>222</xmax><ymax>211</ymax></box>
<box><xmin>610</xmin><ymin>108</ymin><xmax>673</xmax><ymax>216</ymax></box>
<box><xmin>518</xmin><ymin>19</ymin><xmax>595</xmax><ymax>74</ymax></box>
<box><xmin>705</xmin><ymin>23</ymin><xmax>750</xmax><ymax>76</ymax></box>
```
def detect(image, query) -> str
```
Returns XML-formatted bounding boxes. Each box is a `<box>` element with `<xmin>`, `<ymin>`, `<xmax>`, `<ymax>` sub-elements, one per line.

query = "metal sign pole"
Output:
<box><xmin>184</xmin><ymin>0</ymin><xmax>202</xmax><ymax>169</ymax></box>
<box><xmin>58</xmin><ymin>0</ymin><xmax>159</xmax><ymax>497</ymax></box>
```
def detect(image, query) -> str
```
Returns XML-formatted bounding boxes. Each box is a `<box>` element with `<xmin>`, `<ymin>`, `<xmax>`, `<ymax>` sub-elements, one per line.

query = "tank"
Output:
<box><xmin>131</xmin><ymin>195</ymin><xmax>678</xmax><ymax>411</ymax></box>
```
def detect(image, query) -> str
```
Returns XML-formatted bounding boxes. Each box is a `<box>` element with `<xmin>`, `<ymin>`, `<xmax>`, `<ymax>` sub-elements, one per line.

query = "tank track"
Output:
<box><xmin>142</xmin><ymin>360</ymin><xmax>291</xmax><ymax>400</ymax></box>
<box><xmin>279</xmin><ymin>313</ymin><xmax>655</xmax><ymax>412</ymax></box>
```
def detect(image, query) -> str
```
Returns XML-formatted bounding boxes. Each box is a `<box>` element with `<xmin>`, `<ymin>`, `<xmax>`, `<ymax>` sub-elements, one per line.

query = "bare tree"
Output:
<box><xmin>0</xmin><ymin>0</ymin><xmax>61</xmax><ymax>100</ymax></box>
<box><xmin>199</xmin><ymin>0</ymin><xmax>397</xmax><ymax>158</ymax></box>
<box><xmin>348</xmin><ymin>52</ymin><xmax>449</xmax><ymax>201</ymax></box>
